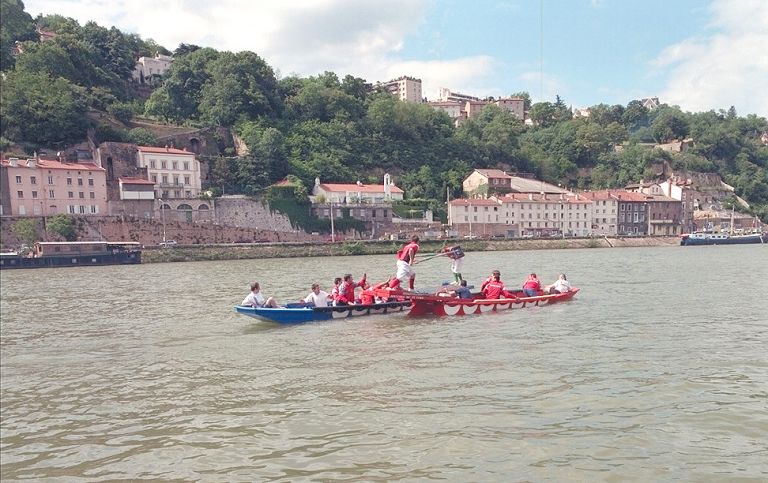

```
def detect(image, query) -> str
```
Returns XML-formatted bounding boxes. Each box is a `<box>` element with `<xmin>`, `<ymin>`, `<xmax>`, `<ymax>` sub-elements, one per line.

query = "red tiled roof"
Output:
<box><xmin>318</xmin><ymin>183</ymin><xmax>404</xmax><ymax>194</ymax></box>
<box><xmin>137</xmin><ymin>146</ymin><xmax>193</xmax><ymax>155</ymax></box>
<box><xmin>1</xmin><ymin>159</ymin><xmax>104</xmax><ymax>171</ymax></box>
<box><xmin>119</xmin><ymin>177</ymin><xmax>155</xmax><ymax>185</ymax></box>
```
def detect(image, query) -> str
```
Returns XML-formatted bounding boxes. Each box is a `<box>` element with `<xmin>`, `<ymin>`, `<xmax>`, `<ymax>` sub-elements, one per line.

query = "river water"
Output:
<box><xmin>1</xmin><ymin>245</ymin><xmax>767</xmax><ymax>481</ymax></box>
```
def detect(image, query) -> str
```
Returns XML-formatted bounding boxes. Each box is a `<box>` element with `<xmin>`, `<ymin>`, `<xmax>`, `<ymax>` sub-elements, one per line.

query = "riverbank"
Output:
<box><xmin>141</xmin><ymin>236</ymin><xmax>680</xmax><ymax>263</ymax></box>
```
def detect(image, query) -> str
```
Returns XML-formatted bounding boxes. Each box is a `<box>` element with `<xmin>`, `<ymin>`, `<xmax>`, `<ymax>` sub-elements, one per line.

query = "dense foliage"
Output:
<box><xmin>1</xmin><ymin>3</ymin><xmax>767</xmax><ymax>220</ymax></box>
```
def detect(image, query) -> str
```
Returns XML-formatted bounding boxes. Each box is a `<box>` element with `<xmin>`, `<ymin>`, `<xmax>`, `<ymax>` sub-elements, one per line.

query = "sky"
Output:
<box><xmin>22</xmin><ymin>0</ymin><xmax>768</xmax><ymax>117</ymax></box>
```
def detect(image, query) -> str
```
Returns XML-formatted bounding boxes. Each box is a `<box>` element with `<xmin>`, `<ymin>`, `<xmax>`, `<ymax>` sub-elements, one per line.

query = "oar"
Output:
<box><xmin>413</xmin><ymin>246</ymin><xmax>464</xmax><ymax>265</ymax></box>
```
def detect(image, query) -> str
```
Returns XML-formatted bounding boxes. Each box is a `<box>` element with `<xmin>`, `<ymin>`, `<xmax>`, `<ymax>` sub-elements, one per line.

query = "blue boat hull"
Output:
<box><xmin>234</xmin><ymin>301</ymin><xmax>411</xmax><ymax>324</ymax></box>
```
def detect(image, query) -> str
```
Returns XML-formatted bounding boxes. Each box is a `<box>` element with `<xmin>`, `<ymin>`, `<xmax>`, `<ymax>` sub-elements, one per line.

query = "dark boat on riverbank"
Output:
<box><xmin>680</xmin><ymin>231</ymin><xmax>766</xmax><ymax>246</ymax></box>
<box><xmin>0</xmin><ymin>241</ymin><xmax>142</xmax><ymax>269</ymax></box>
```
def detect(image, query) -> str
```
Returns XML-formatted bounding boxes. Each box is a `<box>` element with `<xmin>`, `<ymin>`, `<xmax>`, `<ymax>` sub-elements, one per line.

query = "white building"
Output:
<box><xmin>447</xmin><ymin>193</ymin><xmax>593</xmax><ymax>237</ymax></box>
<box><xmin>312</xmin><ymin>174</ymin><xmax>404</xmax><ymax>204</ymax></box>
<box><xmin>136</xmin><ymin>146</ymin><xmax>202</xmax><ymax>199</ymax></box>
<box><xmin>132</xmin><ymin>54</ymin><xmax>174</xmax><ymax>84</ymax></box>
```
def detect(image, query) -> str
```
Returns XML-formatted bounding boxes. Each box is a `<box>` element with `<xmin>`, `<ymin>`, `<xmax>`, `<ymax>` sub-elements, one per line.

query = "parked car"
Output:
<box><xmin>159</xmin><ymin>240</ymin><xmax>178</xmax><ymax>248</ymax></box>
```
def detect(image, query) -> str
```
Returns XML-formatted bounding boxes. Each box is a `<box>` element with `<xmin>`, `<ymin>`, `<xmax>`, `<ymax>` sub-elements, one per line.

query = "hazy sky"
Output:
<box><xmin>22</xmin><ymin>0</ymin><xmax>768</xmax><ymax>117</ymax></box>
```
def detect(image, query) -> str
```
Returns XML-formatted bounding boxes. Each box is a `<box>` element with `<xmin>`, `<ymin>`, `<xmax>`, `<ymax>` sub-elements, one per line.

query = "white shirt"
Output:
<box><xmin>553</xmin><ymin>279</ymin><xmax>571</xmax><ymax>293</ymax></box>
<box><xmin>242</xmin><ymin>291</ymin><xmax>266</xmax><ymax>307</ymax></box>
<box><xmin>304</xmin><ymin>290</ymin><xmax>331</xmax><ymax>307</ymax></box>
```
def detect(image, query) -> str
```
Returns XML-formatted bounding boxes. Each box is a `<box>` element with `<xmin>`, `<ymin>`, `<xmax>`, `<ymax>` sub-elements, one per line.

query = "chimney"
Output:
<box><xmin>8</xmin><ymin>157</ymin><xmax>18</xmax><ymax>167</ymax></box>
<box><xmin>528</xmin><ymin>193</ymin><xmax>533</xmax><ymax>201</ymax></box>
<box><xmin>26</xmin><ymin>158</ymin><xmax>37</xmax><ymax>168</ymax></box>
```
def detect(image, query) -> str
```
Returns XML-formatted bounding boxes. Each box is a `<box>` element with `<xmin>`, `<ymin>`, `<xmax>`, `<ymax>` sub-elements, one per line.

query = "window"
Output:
<box><xmin>184</xmin><ymin>175</ymin><xmax>190</xmax><ymax>185</ymax></box>
<box><xmin>162</xmin><ymin>190</ymin><xmax>169</xmax><ymax>198</ymax></box>
<box><xmin>174</xmin><ymin>190</ymin><xmax>181</xmax><ymax>198</ymax></box>
<box><xmin>15</xmin><ymin>176</ymin><xmax>22</xmax><ymax>183</ymax></box>
<box><xmin>32</xmin><ymin>191</ymin><xmax>38</xmax><ymax>198</ymax></box>
<box><xmin>90</xmin><ymin>205</ymin><xmax>97</xmax><ymax>213</ymax></box>
<box><xmin>67</xmin><ymin>177</ymin><xmax>72</xmax><ymax>185</ymax></box>
<box><xmin>48</xmin><ymin>176</ymin><xmax>54</xmax><ymax>184</ymax></box>
<box><xmin>185</xmin><ymin>190</ymin><xmax>191</xmax><ymax>197</ymax></box>
<box><xmin>77</xmin><ymin>178</ymin><xmax>83</xmax><ymax>186</ymax></box>
<box><xmin>90</xmin><ymin>192</ymin><xmax>95</xmax><ymax>199</ymax></box>
<box><xmin>69</xmin><ymin>206</ymin><xmax>75</xmax><ymax>214</ymax></box>
<box><xmin>151</xmin><ymin>175</ymin><xmax>157</xmax><ymax>183</ymax></box>
<box><xmin>17</xmin><ymin>191</ymin><xmax>23</xmax><ymax>198</ymax></box>
<box><xmin>79</xmin><ymin>192</ymin><xmax>85</xmax><ymax>199</ymax></box>
<box><xmin>172</xmin><ymin>161</ymin><xmax>178</xmax><ymax>170</ymax></box>
<box><xmin>173</xmin><ymin>175</ymin><xmax>179</xmax><ymax>185</ymax></box>
<box><xmin>49</xmin><ymin>190</ymin><xmax>55</xmax><ymax>198</ymax></box>
<box><xmin>79</xmin><ymin>205</ymin><xmax>86</xmax><ymax>214</ymax></box>
<box><xmin>30</xmin><ymin>176</ymin><xmax>37</xmax><ymax>185</ymax></box>
<box><xmin>68</xmin><ymin>191</ymin><xmax>74</xmax><ymax>198</ymax></box>
<box><xmin>161</xmin><ymin>161</ymin><xmax>167</xmax><ymax>169</ymax></box>
<box><xmin>150</xmin><ymin>160</ymin><xmax>156</xmax><ymax>168</ymax></box>
<box><xmin>162</xmin><ymin>175</ymin><xmax>168</xmax><ymax>184</ymax></box>
<box><xmin>634</xmin><ymin>212</ymin><xmax>639</xmax><ymax>222</ymax></box>
<box><xmin>183</xmin><ymin>161</ymin><xmax>189</xmax><ymax>170</ymax></box>
<box><xmin>88</xmin><ymin>178</ymin><xmax>94</xmax><ymax>186</ymax></box>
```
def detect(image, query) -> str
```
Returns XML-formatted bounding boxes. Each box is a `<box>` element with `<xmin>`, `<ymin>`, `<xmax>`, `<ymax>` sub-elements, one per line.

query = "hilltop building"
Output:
<box><xmin>132</xmin><ymin>54</ymin><xmax>174</xmax><ymax>84</ymax></box>
<box><xmin>377</xmin><ymin>76</ymin><xmax>423</xmax><ymax>103</ymax></box>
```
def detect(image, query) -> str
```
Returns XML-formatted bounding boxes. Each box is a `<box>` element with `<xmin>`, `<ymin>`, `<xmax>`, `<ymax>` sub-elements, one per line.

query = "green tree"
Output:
<box><xmin>0</xmin><ymin>0</ymin><xmax>37</xmax><ymax>71</ymax></box>
<box><xmin>46</xmin><ymin>214</ymin><xmax>76</xmax><ymax>240</ymax></box>
<box><xmin>651</xmin><ymin>107</ymin><xmax>690</xmax><ymax>143</ymax></box>
<box><xmin>0</xmin><ymin>71</ymin><xmax>88</xmax><ymax>145</ymax></box>
<box><xmin>125</xmin><ymin>127</ymin><xmax>157</xmax><ymax>145</ymax></box>
<box><xmin>12</xmin><ymin>218</ymin><xmax>38</xmax><ymax>247</ymax></box>
<box><xmin>529</xmin><ymin>102</ymin><xmax>556</xmax><ymax>127</ymax></box>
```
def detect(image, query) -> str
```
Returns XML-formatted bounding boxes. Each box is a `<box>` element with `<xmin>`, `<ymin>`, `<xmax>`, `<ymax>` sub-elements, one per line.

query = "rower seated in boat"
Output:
<box><xmin>544</xmin><ymin>273</ymin><xmax>571</xmax><ymax>294</ymax></box>
<box><xmin>522</xmin><ymin>273</ymin><xmax>542</xmax><ymax>297</ymax></box>
<box><xmin>303</xmin><ymin>283</ymin><xmax>332</xmax><ymax>307</ymax></box>
<box><xmin>481</xmin><ymin>271</ymin><xmax>515</xmax><ymax>299</ymax></box>
<box><xmin>436</xmin><ymin>279</ymin><xmax>473</xmax><ymax>299</ymax></box>
<box><xmin>241</xmin><ymin>281</ymin><xmax>278</xmax><ymax>308</ymax></box>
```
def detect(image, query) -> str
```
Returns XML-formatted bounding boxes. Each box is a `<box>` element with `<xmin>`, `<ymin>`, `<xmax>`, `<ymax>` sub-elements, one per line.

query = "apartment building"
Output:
<box><xmin>378</xmin><ymin>76</ymin><xmax>422</xmax><ymax>103</ymax></box>
<box><xmin>580</xmin><ymin>191</ymin><xmax>619</xmax><ymax>235</ymax></box>
<box><xmin>447</xmin><ymin>193</ymin><xmax>592</xmax><ymax>238</ymax></box>
<box><xmin>136</xmin><ymin>146</ymin><xmax>202</xmax><ymax>199</ymax></box>
<box><xmin>0</xmin><ymin>157</ymin><xmax>107</xmax><ymax>216</ymax></box>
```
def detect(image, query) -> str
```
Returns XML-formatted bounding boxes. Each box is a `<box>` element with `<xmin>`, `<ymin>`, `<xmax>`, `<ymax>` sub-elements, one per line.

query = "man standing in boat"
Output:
<box><xmin>394</xmin><ymin>235</ymin><xmax>420</xmax><ymax>290</ymax></box>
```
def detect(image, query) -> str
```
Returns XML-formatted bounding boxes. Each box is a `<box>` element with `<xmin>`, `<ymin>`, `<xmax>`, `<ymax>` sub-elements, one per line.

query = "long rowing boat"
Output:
<box><xmin>234</xmin><ymin>300</ymin><xmax>411</xmax><ymax>324</ymax></box>
<box><xmin>374</xmin><ymin>287</ymin><xmax>579</xmax><ymax>317</ymax></box>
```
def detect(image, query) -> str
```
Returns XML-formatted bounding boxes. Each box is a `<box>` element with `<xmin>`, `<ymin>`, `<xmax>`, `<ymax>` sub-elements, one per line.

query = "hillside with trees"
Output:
<box><xmin>1</xmin><ymin>0</ymin><xmax>767</xmax><ymax>221</ymax></box>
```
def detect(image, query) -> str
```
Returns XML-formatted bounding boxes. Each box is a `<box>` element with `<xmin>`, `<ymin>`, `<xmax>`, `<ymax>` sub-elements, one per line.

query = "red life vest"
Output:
<box><xmin>338</xmin><ymin>277</ymin><xmax>365</xmax><ymax>304</ymax></box>
<box><xmin>397</xmin><ymin>241</ymin><xmax>419</xmax><ymax>262</ymax></box>
<box><xmin>523</xmin><ymin>276</ymin><xmax>541</xmax><ymax>290</ymax></box>
<box><xmin>480</xmin><ymin>275</ymin><xmax>494</xmax><ymax>291</ymax></box>
<box><xmin>482</xmin><ymin>280</ymin><xmax>506</xmax><ymax>299</ymax></box>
